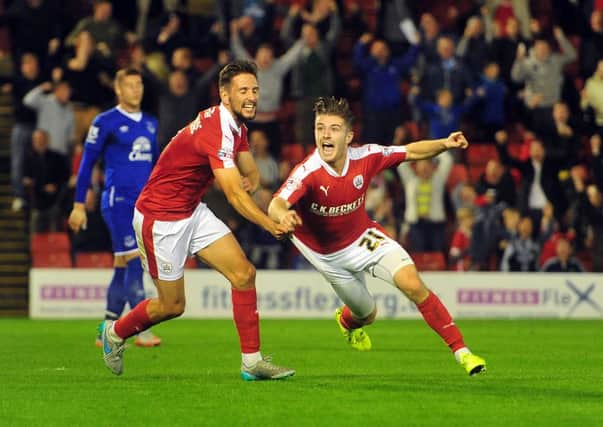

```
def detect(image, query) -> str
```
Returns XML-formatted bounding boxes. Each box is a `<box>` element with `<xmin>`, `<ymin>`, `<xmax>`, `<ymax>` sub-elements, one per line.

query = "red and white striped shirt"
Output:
<box><xmin>136</xmin><ymin>104</ymin><xmax>249</xmax><ymax>220</ymax></box>
<box><xmin>275</xmin><ymin>144</ymin><xmax>407</xmax><ymax>254</ymax></box>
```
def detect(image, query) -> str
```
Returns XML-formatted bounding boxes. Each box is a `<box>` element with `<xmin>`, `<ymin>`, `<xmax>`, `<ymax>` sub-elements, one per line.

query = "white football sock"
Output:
<box><xmin>454</xmin><ymin>347</ymin><xmax>471</xmax><ymax>363</ymax></box>
<box><xmin>108</xmin><ymin>323</ymin><xmax>124</xmax><ymax>343</ymax></box>
<box><xmin>242</xmin><ymin>352</ymin><xmax>262</xmax><ymax>367</ymax></box>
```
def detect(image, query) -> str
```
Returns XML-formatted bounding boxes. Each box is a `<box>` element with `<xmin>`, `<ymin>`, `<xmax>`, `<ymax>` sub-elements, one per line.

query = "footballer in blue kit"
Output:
<box><xmin>68</xmin><ymin>68</ymin><xmax>161</xmax><ymax>347</ymax></box>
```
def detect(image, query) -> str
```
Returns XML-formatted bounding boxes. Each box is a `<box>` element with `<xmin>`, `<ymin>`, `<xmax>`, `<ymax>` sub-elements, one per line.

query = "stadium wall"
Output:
<box><xmin>29</xmin><ymin>269</ymin><xmax>603</xmax><ymax>319</ymax></box>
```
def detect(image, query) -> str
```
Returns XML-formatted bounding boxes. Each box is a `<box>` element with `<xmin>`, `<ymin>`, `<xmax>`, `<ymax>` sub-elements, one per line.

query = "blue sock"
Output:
<box><xmin>106</xmin><ymin>267</ymin><xmax>126</xmax><ymax>320</ymax></box>
<box><xmin>125</xmin><ymin>257</ymin><xmax>145</xmax><ymax>309</ymax></box>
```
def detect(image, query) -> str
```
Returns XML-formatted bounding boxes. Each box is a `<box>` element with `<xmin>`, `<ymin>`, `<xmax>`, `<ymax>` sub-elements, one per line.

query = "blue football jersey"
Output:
<box><xmin>75</xmin><ymin>107</ymin><xmax>159</xmax><ymax>205</ymax></box>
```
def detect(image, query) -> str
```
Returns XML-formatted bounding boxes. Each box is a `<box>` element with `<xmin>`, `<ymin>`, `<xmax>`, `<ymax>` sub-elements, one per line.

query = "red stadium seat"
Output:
<box><xmin>75</xmin><ymin>252</ymin><xmax>114</xmax><ymax>268</ymax></box>
<box><xmin>30</xmin><ymin>232</ymin><xmax>71</xmax><ymax>253</ymax></box>
<box><xmin>184</xmin><ymin>257</ymin><xmax>198</xmax><ymax>269</ymax></box>
<box><xmin>466</xmin><ymin>144</ymin><xmax>499</xmax><ymax>167</ymax></box>
<box><xmin>413</xmin><ymin>252</ymin><xmax>447</xmax><ymax>271</ymax></box>
<box><xmin>468</xmin><ymin>164</ymin><xmax>485</xmax><ymax>184</ymax></box>
<box><xmin>447</xmin><ymin>163</ymin><xmax>469</xmax><ymax>191</ymax></box>
<box><xmin>32</xmin><ymin>251</ymin><xmax>73</xmax><ymax>268</ymax></box>
<box><xmin>281</xmin><ymin>144</ymin><xmax>306</xmax><ymax>164</ymax></box>
<box><xmin>575</xmin><ymin>252</ymin><xmax>593</xmax><ymax>272</ymax></box>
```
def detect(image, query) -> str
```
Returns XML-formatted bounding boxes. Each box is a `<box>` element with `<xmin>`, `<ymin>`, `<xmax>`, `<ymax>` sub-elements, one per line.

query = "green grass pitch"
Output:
<box><xmin>1</xmin><ymin>319</ymin><xmax>602</xmax><ymax>427</ymax></box>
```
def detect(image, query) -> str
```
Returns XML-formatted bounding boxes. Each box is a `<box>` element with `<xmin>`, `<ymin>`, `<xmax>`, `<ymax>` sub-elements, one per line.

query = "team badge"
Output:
<box><xmin>382</xmin><ymin>147</ymin><xmax>392</xmax><ymax>157</ymax></box>
<box><xmin>119</xmin><ymin>125</ymin><xmax>129</xmax><ymax>133</ymax></box>
<box><xmin>353</xmin><ymin>174</ymin><xmax>364</xmax><ymax>190</ymax></box>
<box><xmin>146</xmin><ymin>121</ymin><xmax>156</xmax><ymax>134</ymax></box>
<box><xmin>124</xmin><ymin>235</ymin><xmax>136</xmax><ymax>248</ymax></box>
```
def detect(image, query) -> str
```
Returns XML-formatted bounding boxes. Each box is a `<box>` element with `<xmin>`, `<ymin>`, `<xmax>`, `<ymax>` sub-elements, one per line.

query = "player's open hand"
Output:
<box><xmin>445</xmin><ymin>131</ymin><xmax>469</xmax><ymax>150</ymax></box>
<box><xmin>68</xmin><ymin>205</ymin><xmax>87</xmax><ymax>232</ymax></box>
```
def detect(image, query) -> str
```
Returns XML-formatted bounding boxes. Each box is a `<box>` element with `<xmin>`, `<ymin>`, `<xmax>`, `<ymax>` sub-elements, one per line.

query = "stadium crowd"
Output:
<box><xmin>3</xmin><ymin>0</ymin><xmax>603</xmax><ymax>272</ymax></box>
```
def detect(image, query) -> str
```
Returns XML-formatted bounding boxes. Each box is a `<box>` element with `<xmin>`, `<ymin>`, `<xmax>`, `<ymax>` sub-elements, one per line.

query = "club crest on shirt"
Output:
<box><xmin>124</xmin><ymin>235</ymin><xmax>136</xmax><ymax>248</ymax></box>
<box><xmin>382</xmin><ymin>147</ymin><xmax>393</xmax><ymax>157</ymax></box>
<box><xmin>146</xmin><ymin>121</ymin><xmax>156</xmax><ymax>134</ymax></box>
<box><xmin>119</xmin><ymin>125</ymin><xmax>129</xmax><ymax>133</ymax></box>
<box><xmin>353</xmin><ymin>174</ymin><xmax>364</xmax><ymax>190</ymax></box>
<box><xmin>129</xmin><ymin>137</ymin><xmax>153</xmax><ymax>161</ymax></box>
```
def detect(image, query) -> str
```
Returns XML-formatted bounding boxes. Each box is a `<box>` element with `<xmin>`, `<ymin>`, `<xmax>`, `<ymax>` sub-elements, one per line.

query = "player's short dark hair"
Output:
<box><xmin>218</xmin><ymin>60</ymin><xmax>258</xmax><ymax>88</ymax></box>
<box><xmin>115</xmin><ymin>67</ymin><xmax>142</xmax><ymax>83</ymax></box>
<box><xmin>313</xmin><ymin>97</ymin><xmax>354</xmax><ymax>128</ymax></box>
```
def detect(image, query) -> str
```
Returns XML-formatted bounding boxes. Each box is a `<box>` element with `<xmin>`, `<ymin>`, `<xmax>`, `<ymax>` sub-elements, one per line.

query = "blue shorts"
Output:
<box><xmin>101</xmin><ymin>191</ymin><xmax>138</xmax><ymax>256</ymax></box>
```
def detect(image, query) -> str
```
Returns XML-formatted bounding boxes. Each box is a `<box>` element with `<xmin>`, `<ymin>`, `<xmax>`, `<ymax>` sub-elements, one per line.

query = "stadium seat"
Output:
<box><xmin>32</xmin><ymin>250</ymin><xmax>73</xmax><ymax>268</ymax></box>
<box><xmin>446</xmin><ymin>163</ymin><xmax>469</xmax><ymax>191</ymax></box>
<box><xmin>30</xmin><ymin>232</ymin><xmax>71</xmax><ymax>253</ymax></box>
<box><xmin>466</xmin><ymin>144</ymin><xmax>499</xmax><ymax>166</ymax></box>
<box><xmin>575</xmin><ymin>252</ymin><xmax>593</xmax><ymax>272</ymax></box>
<box><xmin>413</xmin><ymin>252</ymin><xmax>446</xmax><ymax>271</ymax></box>
<box><xmin>184</xmin><ymin>257</ymin><xmax>198</xmax><ymax>269</ymax></box>
<box><xmin>468</xmin><ymin>164</ymin><xmax>485</xmax><ymax>184</ymax></box>
<box><xmin>75</xmin><ymin>252</ymin><xmax>114</xmax><ymax>268</ymax></box>
<box><xmin>281</xmin><ymin>144</ymin><xmax>306</xmax><ymax>164</ymax></box>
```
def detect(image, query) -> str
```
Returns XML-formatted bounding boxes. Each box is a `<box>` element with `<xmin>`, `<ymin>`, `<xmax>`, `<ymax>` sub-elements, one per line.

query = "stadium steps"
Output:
<box><xmin>0</xmin><ymin>67</ymin><xmax>29</xmax><ymax>316</ymax></box>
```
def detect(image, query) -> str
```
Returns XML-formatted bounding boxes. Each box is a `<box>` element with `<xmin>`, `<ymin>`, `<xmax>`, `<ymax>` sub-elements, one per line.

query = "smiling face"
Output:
<box><xmin>314</xmin><ymin>114</ymin><xmax>353</xmax><ymax>173</ymax></box>
<box><xmin>220</xmin><ymin>73</ymin><xmax>259</xmax><ymax>124</ymax></box>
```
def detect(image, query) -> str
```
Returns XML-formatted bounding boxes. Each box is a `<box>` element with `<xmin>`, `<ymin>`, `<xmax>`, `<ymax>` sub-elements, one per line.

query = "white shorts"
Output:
<box><xmin>291</xmin><ymin>227</ymin><xmax>414</xmax><ymax>317</ymax></box>
<box><xmin>133</xmin><ymin>202</ymin><xmax>231</xmax><ymax>281</ymax></box>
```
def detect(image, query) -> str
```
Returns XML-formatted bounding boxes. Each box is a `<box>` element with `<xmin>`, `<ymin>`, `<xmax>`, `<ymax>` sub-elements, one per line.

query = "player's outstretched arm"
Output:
<box><xmin>268</xmin><ymin>197</ymin><xmax>303</xmax><ymax>229</ymax></box>
<box><xmin>214</xmin><ymin>167</ymin><xmax>292</xmax><ymax>239</ymax></box>
<box><xmin>404</xmin><ymin>131</ymin><xmax>469</xmax><ymax>161</ymax></box>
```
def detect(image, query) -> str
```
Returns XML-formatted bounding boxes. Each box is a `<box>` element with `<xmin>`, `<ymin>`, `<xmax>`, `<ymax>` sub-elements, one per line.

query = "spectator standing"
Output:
<box><xmin>500</xmin><ymin>216</ymin><xmax>539</xmax><ymax>271</ymax></box>
<box><xmin>281</xmin><ymin>2</ymin><xmax>341</xmax><ymax>146</ymax></box>
<box><xmin>23</xmin><ymin>129</ymin><xmax>69</xmax><ymax>232</ymax></box>
<box><xmin>510</xmin><ymin>27</ymin><xmax>577</xmax><ymax>129</ymax></box>
<box><xmin>353</xmin><ymin>32</ymin><xmax>420</xmax><ymax>143</ymax></box>
<box><xmin>23</xmin><ymin>80</ymin><xmax>75</xmax><ymax>171</ymax></box>
<box><xmin>231</xmin><ymin>19</ymin><xmax>304</xmax><ymax>156</ymax></box>
<box><xmin>397</xmin><ymin>150</ymin><xmax>453</xmax><ymax>252</ymax></box>
<box><xmin>2</xmin><ymin>53</ymin><xmax>43</xmax><ymax>211</ymax></box>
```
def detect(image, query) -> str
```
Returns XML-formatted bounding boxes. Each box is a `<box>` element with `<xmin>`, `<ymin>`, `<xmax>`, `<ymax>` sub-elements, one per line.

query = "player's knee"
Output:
<box><xmin>230</xmin><ymin>262</ymin><xmax>256</xmax><ymax>290</ymax></box>
<box><xmin>394</xmin><ymin>265</ymin><xmax>429</xmax><ymax>303</ymax></box>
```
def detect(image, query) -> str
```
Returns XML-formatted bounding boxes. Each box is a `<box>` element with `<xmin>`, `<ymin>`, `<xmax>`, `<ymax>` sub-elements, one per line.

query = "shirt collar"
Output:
<box><xmin>116</xmin><ymin>105</ymin><xmax>142</xmax><ymax>122</ymax></box>
<box><xmin>314</xmin><ymin>148</ymin><xmax>350</xmax><ymax>177</ymax></box>
<box><xmin>220</xmin><ymin>103</ymin><xmax>242</xmax><ymax>136</ymax></box>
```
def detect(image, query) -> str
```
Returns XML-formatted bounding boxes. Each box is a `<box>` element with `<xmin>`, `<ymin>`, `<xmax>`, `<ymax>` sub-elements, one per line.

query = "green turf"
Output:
<box><xmin>0</xmin><ymin>319</ymin><xmax>602</xmax><ymax>427</ymax></box>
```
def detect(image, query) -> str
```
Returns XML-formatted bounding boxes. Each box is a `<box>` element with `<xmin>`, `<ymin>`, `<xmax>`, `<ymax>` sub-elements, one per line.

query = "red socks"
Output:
<box><xmin>114</xmin><ymin>299</ymin><xmax>153</xmax><ymax>339</ymax></box>
<box><xmin>231</xmin><ymin>288</ymin><xmax>260</xmax><ymax>353</ymax></box>
<box><xmin>417</xmin><ymin>292</ymin><xmax>465</xmax><ymax>352</ymax></box>
<box><xmin>339</xmin><ymin>305</ymin><xmax>365</xmax><ymax>330</ymax></box>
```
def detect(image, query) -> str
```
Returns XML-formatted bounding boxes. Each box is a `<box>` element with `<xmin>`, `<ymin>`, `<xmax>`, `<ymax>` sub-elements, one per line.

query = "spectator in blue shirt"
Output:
<box><xmin>353</xmin><ymin>32</ymin><xmax>420</xmax><ymax>143</ymax></box>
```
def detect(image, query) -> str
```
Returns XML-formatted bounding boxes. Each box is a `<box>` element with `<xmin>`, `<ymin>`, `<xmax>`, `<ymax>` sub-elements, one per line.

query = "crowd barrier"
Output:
<box><xmin>29</xmin><ymin>269</ymin><xmax>603</xmax><ymax>319</ymax></box>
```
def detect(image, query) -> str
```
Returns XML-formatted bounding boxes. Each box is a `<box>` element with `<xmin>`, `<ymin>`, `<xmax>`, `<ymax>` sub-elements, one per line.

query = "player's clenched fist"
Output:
<box><xmin>445</xmin><ymin>131</ymin><xmax>469</xmax><ymax>150</ymax></box>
